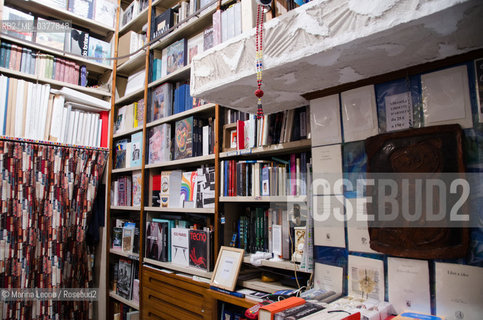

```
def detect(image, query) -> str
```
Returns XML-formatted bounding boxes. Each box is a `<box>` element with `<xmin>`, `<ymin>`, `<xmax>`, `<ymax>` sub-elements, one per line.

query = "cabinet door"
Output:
<box><xmin>142</xmin><ymin>267</ymin><xmax>216</xmax><ymax>320</ymax></box>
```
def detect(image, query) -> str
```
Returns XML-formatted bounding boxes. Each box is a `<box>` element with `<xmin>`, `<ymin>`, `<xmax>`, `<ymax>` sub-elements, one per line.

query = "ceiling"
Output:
<box><xmin>191</xmin><ymin>0</ymin><xmax>483</xmax><ymax>114</ymax></box>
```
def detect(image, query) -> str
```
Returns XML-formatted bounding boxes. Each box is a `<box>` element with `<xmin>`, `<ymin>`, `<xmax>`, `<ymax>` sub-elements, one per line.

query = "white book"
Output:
<box><xmin>49</xmin><ymin>94</ymin><xmax>64</xmax><ymax>141</ymax></box>
<box><xmin>226</xmin><ymin>5</ymin><xmax>235</xmax><ymax>40</ymax></box>
<box><xmin>89</xmin><ymin>113</ymin><xmax>97</xmax><ymax>146</ymax></box>
<box><xmin>125</xmin><ymin>104</ymin><xmax>134</xmax><ymax>130</ymax></box>
<box><xmin>84</xmin><ymin>112</ymin><xmax>92</xmax><ymax>145</ymax></box>
<box><xmin>233</xmin><ymin>2</ymin><xmax>242</xmax><ymax>37</ymax></box>
<box><xmin>63</xmin><ymin>105</ymin><xmax>73</xmax><ymax>143</ymax></box>
<box><xmin>161</xmin><ymin>48</ymin><xmax>167</xmax><ymax>78</ymax></box>
<box><xmin>125</xmin><ymin>69</ymin><xmax>146</xmax><ymax>96</ymax></box>
<box><xmin>66</xmin><ymin>104</ymin><xmax>76</xmax><ymax>144</ymax></box>
<box><xmin>202</xmin><ymin>125</ymin><xmax>209</xmax><ymax>156</ymax></box>
<box><xmin>310</xmin><ymin>94</ymin><xmax>342</xmax><ymax>146</ymax></box>
<box><xmin>55</xmin><ymin>87</ymin><xmax>110</xmax><ymax>110</ymax></box>
<box><xmin>71</xmin><ymin>110</ymin><xmax>80</xmax><ymax>144</ymax></box>
<box><xmin>171</xmin><ymin>228</ymin><xmax>189</xmax><ymax>267</ymax></box>
<box><xmin>34</xmin><ymin>84</ymin><xmax>44</xmax><ymax>139</ymax></box>
<box><xmin>97</xmin><ymin>118</ymin><xmax>102</xmax><ymax>147</ymax></box>
<box><xmin>76</xmin><ymin>112</ymin><xmax>85</xmax><ymax>145</ymax></box>
<box><xmin>39</xmin><ymin>84</ymin><xmax>50</xmax><ymax>139</ymax></box>
<box><xmin>241</xmin><ymin>0</ymin><xmax>256</xmax><ymax>33</ymax></box>
<box><xmin>221</xmin><ymin>9</ymin><xmax>228</xmax><ymax>42</ymax></box>
<box><xmin>125</xmin><ymin>142</ymin><xmax>132</xmax><ymax>168</ymax></box>
<box><xmin>262</xmin><ymin>114</ymin><xmax>269</xmax><ymax>145</ymax></box>
<box><xmin>94</xmin><ymin>0</ymin><xmax>117</xmax><ymax>28</ymax></box>
<box><xmin>14</xmin><ymin>80</ymin><xmax>25</xmax><ymax>138</ymax></box>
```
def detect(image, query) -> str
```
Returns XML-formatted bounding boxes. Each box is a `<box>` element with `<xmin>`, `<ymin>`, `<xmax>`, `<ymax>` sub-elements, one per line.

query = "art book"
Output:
<box><xmin>152</xmin><ymin>8</ymin><xmax>174</xmax><ymax>39</ymax></box>
<box><xmin>151</xmin><ymin>83</ymin><xmax>173</xmax><ymax>122</ymax></box>
<box><xmin>145</xmin><ymin>221</ymin><xmax>167</xmax><ymax>262</ymax></box>
<box><xmin>187</xmin><ymin>33</ymin><xmax>204</xmax><ymax>64</ymax></box>
<box><xmin>148</xmin><ymin>124</ymin><xmax>171</xmax><ymax>164</ymax></box>
<box><xmin>171</xmin><ymin>228</ymin><xmax>189</xmax><ymax>267</ymax></box>
<box><xmin>88</xmin><ymin>36</ymin><xmax>111</xmax><ymax>65</ymax></box>
<box><xmin>70</xmin><ymin>27</ymin><xmax>89</xmax><ymax>56</ymax></box>
<box><xmin>36</xmin><ymin>18</ymin><xmax>65</xmax><ymax>51</ymax></box>
<box><xmin>132</xmin><ymin>171</ymin><xmax>142</xmax><ymax>207</ymax></box>
<box><xmin>117</xmin><ymin>259</ymin><xmax>133</xmax><ymax>299</ymax></box>
<box><xmin>189</xmin><ymin>229</ymin><xmax>209</xmax><ymax>271</ymax></box>
<box><xmin>2</xmin><ymin>6</ymin><xmax>34</xmax><ymax>41</ymax></box>
<box><xmin>130</xmin><ymin>132</ymin><xmax>143</xmax><ymax>167</ymax></box>
<box><xmin>174</xmin><ymin>117</ymin><xmax>193</xmax><ymax>160</ymax></box>
<box><xmin>166</xmin><ymin>38</ymin><xmax>187</xmax><ymax>75</ymax></box>
<box><xmin>112</xmin><ymin>227</ymin><xmax>122</xmax><ymax>250</ymax></box>
<box><xmin>135</xmin><ymin>98</ymin><xmax>144</xmax><ymax>128</ymax></box>
<box><xmin>196</xmin><ymin>166</ymin><xmax>215</xmax><ymax>208</ymax></box>
<box><xmin>181</xmin><ymin>171</ymin><xmax>197</xmax><ymax>208</ymax></box>
<box><xmin>160</xmin><ymin>170</ymin><xmax>182</xmax><ymax>208</ymax></box>
<box><xmin>152</xmin><ymin>218</ymin><xmax>175</xmax><ymax>261</ymax></box>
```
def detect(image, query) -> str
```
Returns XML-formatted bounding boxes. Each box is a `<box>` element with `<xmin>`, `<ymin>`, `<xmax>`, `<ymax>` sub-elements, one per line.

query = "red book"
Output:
<box><xmin>259</xmin><ymin>297</ymin><xmax>306</xmax><ymax>320</ymax></box>
<box><xmin>236</xmin><ymin>120</ymin><xmax>245</xmax><ymax>150</ymax></box>
<box><xmin>100</xmin><ymin>111</ymin><xmax>109</xmax><ymax>147</ymax></box>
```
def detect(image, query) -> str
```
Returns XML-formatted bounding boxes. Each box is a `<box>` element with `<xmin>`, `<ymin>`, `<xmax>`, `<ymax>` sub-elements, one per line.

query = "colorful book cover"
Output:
<box><xmin>122</xmin><ymin>226</ymin><xmax>134</xmax><ymax>253</ymax></box>
<box><xmin>151</xmin><ymin>83</ymin><xmax>173</xmax><ymax>122</ymax></box>
<box><xmin>166</xmin><ymin>38</ymin><xmax>186</xmax><ymax>75</ymax></box>
<box><xmin>151</xmin><ymin>174</ymin><xmax>161</xmax><ymax>207</ymax></box>
<box><xmin>145</xmin><ymin>221</ymin><xmax>167</xmax><ymax>261</ymax></box>
<box><xmin>189</xmin><ymin>229</ymin><xmax>209</xmax><ymax>270</ymax></box>
<box><xmin>135</xmin><ymin>98</ymin><xmax>144</xmax><ymax>128</ymax></box>
<box><xmin>160</xmin><ymin>171</ymin><xmax>170</xmax><ymax>207</ymax></box>
<box><xmin>148</xmin><ymin>124</ymin><xmax>171</xmax><ymax>164</ymax></box>
<box><xmin>159</xmin><ymin>170</ymin><xmax>182</xmax><ymax>208</ymax></box>
<box><xmin>174</xmin><ymin>117</ymin><xmax>193</xmax><ymax>160</ymax></box>
<box><xmin>70</xmin><ymin>27</ymin><xmax>90</xmax><ymax>56</ymax></box>
<box><xmin>114</xmin><ymin>139</ymin><xmax>128</xmax><ymax>169</ymax></box>
<box><xmin>187</xmin><ymin>33</ymin><xmax>204</xmax><ymax>64</ymax></box>
<box><xmin>181</xmin><ymin>171</ymin><xmax>197</xmax><ymax>208</ymax></box>
<box><xmin>88</xmin><ymin>36</ymin><xmax>111</xmax><ymax>65</ymax></box>
<box><xmin>196</xmin><ymin>167</ymin><xmax>215</xmax><ymax>208</ymax></box>
<box><xmin>152</xmin><ymin>218</ymin><xmax>175</xmax><ymax>261</ymax></box>
<box><xmin>171</xmin><ymin>228</ymin><xmax>189</xmax><ymax>267</ymax></box>
<box><xmin>130</xmin><ymin>132</ymin><xmax>143</xmax><ymax>167</ymax></box>
<box><xmin>132</xmin><ymin>171</ymin><xmax>142</xmax><ymax>207</ymax></box>
<box><xmin>112</xmin><ymin>227</ymin><xmax>122</xmax><ymax>250</ymax></box>
<box><xmin>116</xmin><ymin>258</ymin><xmax>133</xmax><ymax>299</ymax></box>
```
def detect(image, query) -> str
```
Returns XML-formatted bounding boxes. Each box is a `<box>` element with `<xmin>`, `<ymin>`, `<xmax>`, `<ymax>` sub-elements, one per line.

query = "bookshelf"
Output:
<box><xmin>109</xmin><ymin>291</ymin><xmax>140</xmax><ymax>310</ymax></box>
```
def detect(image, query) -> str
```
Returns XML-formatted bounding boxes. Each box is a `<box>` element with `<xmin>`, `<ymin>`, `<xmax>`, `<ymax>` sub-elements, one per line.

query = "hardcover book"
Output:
<box><xmin>189</xmin><ymin>229</ymin><xmax>209</xmax><ymax>270</ymax></box>
<box><xmin>151</xmin><ymin>174</ymin><xmax>161</xmax><ymax>207</ymax></box>
<box><xmin>135</xmin><ymin>98</ymin><xmax>144</xmax><ymax>128</ymax></box>
<box><xmin>203</xmin><ymin>27</ymin><xmax>214</xmax><ymax>51</ymax></box>
<box><xmin>122</xmin><ymin>226</ymin><xmax>134</xmax><ymax>253</ymax></box>
<box><xmin>132</xmin><ymin>171</ymin><xmax>142</xmax><ymax>207</ymax></box>
<box><xmin>145</xmin><ymin>221</ymin><xmax>167</xmax><ymax>261</ymax></box>
<box><xmin>174</xmin><ymin>117</ymin><xmax>193</xmax><ymax>160</ymax></box>
<box><xmin>160</xmin><ymin>170</ymin><xmax>182</xmax><ymax>208</ymax></box>
<box><xmin>196</xmin><ymin>166</ymin><xmax>215</xmax><ymax>208</ymax></box>
<box><xmin>70</xmin><ymin>28</ymin><xmax>90</xmax><ymax>56</ymax></box>
<box><xmin>114</xmin><ymin>139</ymin><xmax>128</xmax><ymax>169</ymax></box>
<box><xmin>68</xmin><ymin>0</ymin><xmax>94</xmax><ymax>19</ymax></box>
<box><xmin>166</xmin><ymin>39</ymin><xmax>187</xmax><ymax>75</ymax></box>
<box><xmin>94</xmin><ymin>0</ymin><xmax>117</xmax><ymax>28</ymax></box>
<box><xmin>152</xmin><ymin>218</ymin><xmax>176</xmax><ymax>261</ymax></box>
<box><xmin>181</xmin><ymin>171</ymin><xmax>197</xmax><ymax>208</ymax></box>
<box><xmin>88</xmin><ymin>36</ymin><xmax>111</xmax><ymax>65</ymax></box>
<box><xmin>187</xmin><ymin>33</ymin><xmax>204</xmax><ymax>64</ymax></box>
<box><xmin>171</xmin><ymin>228</ymin><xmax>189</xmax><ymax>267</ymax></box>
<box><xmin>151</xmin><ymin>83</ymin><xmax>173</xmax><ymax>122</ymax></box>
<box><xmin>130</xmin><ymin>132</ymin><xmax>142</xmax><ymax>167</ymax></box>
<box><xmin>36</xmin><ymin>18</ymin><xmax>66</xmax><ymax>51</ymax></box>
<box><xmin>148</xmin><ymin>124</ymin><xmax>171</xmax><ymax>164</ymax></box>
<box><xmin>2</xmin><ymin>6</ymin><xmax>34</xmax><ymax>41</ymax></box>
<box><xmin>112</xmin><ymin>227</ymin><xmax>122</xmax><ymax>250</ymax></box>
<box><xmin>116</xmin><ymin>259</ymin><xmax>133</xmax><ymax>299</ymax></box>
<box><xmin>152</xmin><ymin>9</ymin><xmax>174</xmax><ymax>39</ymax></box>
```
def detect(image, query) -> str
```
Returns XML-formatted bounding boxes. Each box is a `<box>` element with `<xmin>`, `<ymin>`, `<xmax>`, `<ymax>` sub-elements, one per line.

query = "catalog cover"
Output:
<box><xmin>70</xmin><ymin>27</ymin><xmax>89</xmax><ymax>56</ymax></box>
<box><xmin>88</xmin><ymin>36</ymin><xmax>111</xmax><ymax>65</ymax></box>
<box><xmin>145</xmin><ymin>221</ymin><xmax>167</xmax><ymax>261</ymax></box>
<box><xmin>171</xmin><ymin>228</ymin><xmax>189</xmax><ymax>267</ymax></box>
<box><xmin>130</xmin><ymin>132</ymin><xmax>142</xmax><ymax>167</ymax></box>
<box><xmin>166</xmin><ymin>38</ymin><xmax>186</xmax><ymax>75</ymax></box>
<box><xmin>151</xmin><ymin>83</ymin><xmax>173</xmax><ymax>122</ymax></box>
<box><xmin>189</xmin><ymin>229</ymin><xmax>209</xmax><ymax>270</ymax></box>
<box><xmin>174</xmin><ymin>117</ymin><xmax>193</xmax><ymax>160</ymax></box>
<box><xmin>116</xmin><ymin>259</ymin><xmax>133</xmax><ymax>299</ymax></box>
<box><xmin>148</xmin><ymin>124</ymin><xmax>171</xmax><ymax>164</ymax></box>
<box><xmin>132</xmin><ymin>171</ymin><xmax>142</xmax><ymax>207</ymax></box>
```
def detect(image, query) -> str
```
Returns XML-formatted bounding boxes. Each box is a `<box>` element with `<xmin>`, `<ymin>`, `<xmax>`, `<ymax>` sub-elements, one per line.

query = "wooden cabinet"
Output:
<box><xmin>142</xmin><ymin>266</ymin><xmax>216</xmax><ymax>320</ymax></box>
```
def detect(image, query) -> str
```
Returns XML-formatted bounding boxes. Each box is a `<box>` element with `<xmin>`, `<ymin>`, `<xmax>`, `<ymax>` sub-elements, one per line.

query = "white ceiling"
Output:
<box><xmin>191</xmin><ymin>0</ymin><xmax>483</xmax><ymax>114</ymax></box>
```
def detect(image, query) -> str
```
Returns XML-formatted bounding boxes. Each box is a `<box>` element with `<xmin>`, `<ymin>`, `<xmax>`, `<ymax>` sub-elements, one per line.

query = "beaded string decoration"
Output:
<box><xmin>255</xmin><ymin>4</ymin><xmax>265</xmax><ymax>119</ymax></box>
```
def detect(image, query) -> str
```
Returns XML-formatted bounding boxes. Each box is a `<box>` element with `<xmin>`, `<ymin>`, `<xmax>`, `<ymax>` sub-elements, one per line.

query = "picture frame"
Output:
<box><xmin>210</xmin><ymin>246</ymin><xmax>244</xmax><ymax>291</ymax></box>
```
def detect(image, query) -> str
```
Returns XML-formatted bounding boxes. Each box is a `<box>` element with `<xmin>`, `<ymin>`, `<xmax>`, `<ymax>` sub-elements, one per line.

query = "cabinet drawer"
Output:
<box><xmin>142</xmin><ymin>266</ymin><xmax>215</xmax><ymax>320</ymax></box>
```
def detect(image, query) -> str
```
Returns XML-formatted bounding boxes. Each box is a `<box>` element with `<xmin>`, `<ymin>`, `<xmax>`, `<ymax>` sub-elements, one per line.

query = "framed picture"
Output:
<box><xmin>210</xmin><ymin>246</ymin><xmax>244</xmax><ymax>291</ymax></box>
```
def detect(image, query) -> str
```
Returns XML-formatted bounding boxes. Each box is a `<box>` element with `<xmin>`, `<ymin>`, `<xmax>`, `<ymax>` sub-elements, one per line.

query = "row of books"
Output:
<box><xmin>112</xmin><ymin>258</ymin><xmax>140</xmax><ymax>302</ymax></box>
<box><xmin>115</xmin><ymin>100</ymin><xmax>144</xmax><ymax>134</ymax></box>
<box><xmin>41</xmin><ymin>0</ymin><xmax>117</xmax><ymax>28</ymax></box>
<box><xmin>232</xmin><ymin>106</ymin><xmax>310</xmax><ymax>150</ymax></box>
<box><xmin>150</xmin><ymin>166</ymin><xmax>215</xmax><ymax>209</ymax></box>
<box><xmin>237</xmin><ymin>207</ymin><xmax>304</xmax><ymax>261</ymax></box>
<box><xmin>3</xmin><ymin>6</ymin><xmax>112</xmax><ymax>66</ymax></box>
<box><xmin>111</xmin><ymin>172</ymin><xmax>142</xmax><ymax>207</ymax></box>
<box><xmin>0</xmin><ymin>76</ymin><xmax>107</xmax><ymax>146</ymax></box>
<box><xmin>114</xmin><ymin>132</ymin><xmax>143</xmax><ymax>169</ymax></box>
<box><xmin>118</xmin><ymin>31</ymin><xmax>147</xmax><ymax>66</ymax></box>
<box><xmin>145</xmin><ymin>220</ymin><xmax>213</xmax><ymax>271</ymax></box>
<box><xmin>112</xmin><ymin>302</ymin><xmax>139</xmax><ymax>320</ymax></box>
<box><xmin>121</xmin><ymin>0</ymin><xmax>149</xmax><ymax>27</ymax></box>
<box><xmin>146</xmin><ymin>117</ymin><xmax>215</xmax><ymax>165</ymax></box>
<box><xmin>111</xmin><ymin>219</ymin><xmax>140</xmax><ymax>255</ymax></box>
<box><xmin>0</xmin><ymin>42</ymin><xmax>86</xmax><ymax>86</ymax></box>
<box><xmin>221</xmin><ymin>153</ymin><xmax>309</xmax><ymax>197</ymax></box>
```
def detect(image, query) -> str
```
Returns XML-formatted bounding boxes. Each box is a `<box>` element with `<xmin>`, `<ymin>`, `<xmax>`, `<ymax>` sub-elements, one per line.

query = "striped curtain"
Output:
<box><xmin>0</xmin><ymin>141</ymin><xmax>108</xmax><ymax>320</ymax></box>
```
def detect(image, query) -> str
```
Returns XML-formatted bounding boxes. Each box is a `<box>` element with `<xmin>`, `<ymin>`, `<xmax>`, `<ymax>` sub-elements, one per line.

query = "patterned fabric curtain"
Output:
<box><xmin>0</xmin><ymin>141</ymin><xmax>108</xmax><ymax>320</ymax></box>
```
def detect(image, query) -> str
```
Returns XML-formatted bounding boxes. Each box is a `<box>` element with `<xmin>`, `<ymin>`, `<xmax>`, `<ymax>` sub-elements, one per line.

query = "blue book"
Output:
<box><xmin>185</xmin><ymin>84</ymin><xmax>192</xmax><ymax>111</ymax></box>
<box><xmin>152</xmin><ymin>218</ymin><xmax>176</xmax><ymax>261</ymax></box>
<box><xmin>179</xmin><ymin>85</ymin><xmax>186</xmax><ymax>113</ymax></box>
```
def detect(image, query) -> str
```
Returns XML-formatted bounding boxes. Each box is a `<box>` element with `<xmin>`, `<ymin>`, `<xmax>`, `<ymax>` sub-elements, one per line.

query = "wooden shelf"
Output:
<box><xmin>0</xmin><ymin>67</ymin><xmax>111</xmax><ymax>98</ymax></box>
<box><xmin>238</xmin><ymin>279</ymin><xmax>294</xmax><ymax>294</ymax></box>
<box><xmin>145</xmin><ymin>154</ymin><xmax>215</xmax><ymax>169</ymax></box>
<box><xmin>0</xmin><ymin>35</ymin><xmax>113</xmax><ymax>74</ymax></box>
<box><xmin>110</xmin><ymin>249</ymin><xmax>140</xmax><ymax>261</ymax></box>
<box><xmin>113</xmin><ymin>126</ymin><xmax>143</xmax><ymax>139</ymax></box>
<box><xmin>145</xmin><ymin>206</ymin><xmax>215</xmax><ymax>214</ymax></box>
<box><xmin>219</xmin><ymin>195</ymin><xmax>307</xmax><ymax>203</ymax></box>
<box><xmin>115</xmin><ymin>86</ymin><xmax>145</xmax><ymax>105</ymax></box>
<box><xmin>7</xmin><ymin>0</ymin><xmax>115</xmax><ymax>37</ymax></box>
<box><xmin>243</xmin><ymin>255</ymin><xmax>311</xmax><ymax>272</ymax></box>
<box><xmin>150</xmin><ymin>3</ymin><xmax>217</xmax><ymax>52</ymax></box>
<box><xmin>143</xmin><ymin>258</ymin><xmax>213</xmax><ymax>278</ymax></box>
<box><xmin>220</xmin><ymin>139</ymin><xmax>312</xmax><ymax>158</ymax></box>
<box><xmin>146</xmin><ymin>103</ymin><xmax>216</xmax><ymax>128</ymax></box>
<box><xmin>109</xmin><ymin>291</ymin><xmax>140</xmax><ymax>310</ymax></box>
<box><xmin>119</xmin><ymin>5</ymin><xmax>150</xmax><ymax>35</ymax></box>
<box><xmin>116</xmin><ymin>51</ymin><xmax>147</xmax><ymax>77</ymax></box>
<box><xmin>111</xmin><ymin>166</ymin><xmax>143</xmax><ymax>174</ymax></box>
<box><xmin>208</xmin><ymin>290</ymin><xmax>258</xmax><ymax>309</ymax></box>
<box><xmin>110</xmin><ymin>206</ymin><xmax>141</xmax><ymax>211</ymax></box>
<box><xmin>148</xmin><ymin>64</ymin><xmax>191</xmax><ymax>88</ymax></box>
